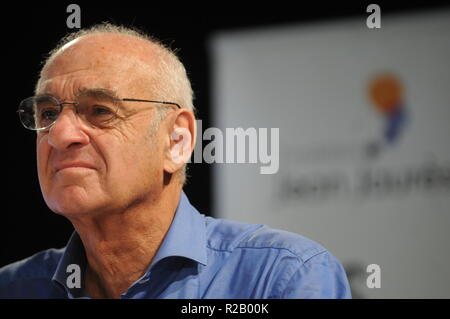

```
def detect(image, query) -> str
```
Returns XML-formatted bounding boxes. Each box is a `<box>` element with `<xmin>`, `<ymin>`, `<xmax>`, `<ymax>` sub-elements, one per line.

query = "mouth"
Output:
<box><xmin>55</xmin><ymin>162</ymin><xmax>96</xmax><ymax>173</ymax></box>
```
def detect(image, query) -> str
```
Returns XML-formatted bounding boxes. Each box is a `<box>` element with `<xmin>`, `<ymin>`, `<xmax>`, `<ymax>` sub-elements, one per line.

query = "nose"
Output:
<box><xmin>47</xmin><ymin>107</ymin><xmax>90</xmax><ymax>150</ymax></box>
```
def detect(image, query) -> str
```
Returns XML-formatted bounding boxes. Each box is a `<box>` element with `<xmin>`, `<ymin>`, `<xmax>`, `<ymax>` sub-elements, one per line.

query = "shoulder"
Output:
<box><xmin>205</xmin><ymin>216</ymin><xmax>326</xmax><ymax>262</ymax></box>
<box><xmin>0</xmin><ymin>248</ymin><xmax>64</xmax><ymax>287</ymax></box>
<box><xmin>204</xmin><ymin>217</ymin><xmax>351</xmax><ymax>298</ymax></box>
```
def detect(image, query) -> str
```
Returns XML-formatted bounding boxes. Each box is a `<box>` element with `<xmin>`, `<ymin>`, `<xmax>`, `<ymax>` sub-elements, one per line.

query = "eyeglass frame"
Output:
<box><xmin>17</xmin><ymin>94</ymin><xmax>182</xmax><ymax>131</ymax></box>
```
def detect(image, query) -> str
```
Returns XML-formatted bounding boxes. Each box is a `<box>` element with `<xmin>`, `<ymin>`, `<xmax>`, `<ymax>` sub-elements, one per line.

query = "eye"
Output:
<box><xmin>40</xmin><ymin>108</ymin><xmax>59</xmax><ymax>121</ymax></box>
<box><xmin>91</xmin><ymin>105</ymin><xmax>114</xmax><ymax>116</ymax></box>
<box><xmin>88</xmin><ymin>105</ymin><xmax>117</xmax><ymax>127</ymax></box>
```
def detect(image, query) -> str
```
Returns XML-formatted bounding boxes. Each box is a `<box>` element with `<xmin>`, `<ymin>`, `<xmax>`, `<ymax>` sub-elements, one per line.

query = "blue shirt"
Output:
<box><xmin>0</xmin><ymin>191</ymin><xmax>351</xmax><ymax>299</ymax></box>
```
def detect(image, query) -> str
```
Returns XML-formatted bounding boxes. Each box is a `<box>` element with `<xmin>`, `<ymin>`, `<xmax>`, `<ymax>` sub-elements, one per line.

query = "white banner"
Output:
<box><xmin>210</xmin><ymin>9</ymin><xmax>450</xmax><ymax>298</ymax></box>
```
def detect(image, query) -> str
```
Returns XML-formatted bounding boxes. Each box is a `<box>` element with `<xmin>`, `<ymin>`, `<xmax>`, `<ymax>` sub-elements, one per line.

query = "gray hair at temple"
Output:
<box><xmin>35</xmin><ymin>22</ymin><xmax>196</xmax><ymax>186</ymax></box>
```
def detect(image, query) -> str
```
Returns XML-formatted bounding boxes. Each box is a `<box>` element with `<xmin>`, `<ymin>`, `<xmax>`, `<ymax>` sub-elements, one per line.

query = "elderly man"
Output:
<box><xmin>0</xmin><ymin>23</ymin><xmax>351</xmax><ymax>299</ymax></box>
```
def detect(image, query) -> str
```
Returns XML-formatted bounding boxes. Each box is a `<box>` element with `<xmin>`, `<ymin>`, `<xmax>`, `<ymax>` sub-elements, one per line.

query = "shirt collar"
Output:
<box><xmin>51</xmin><ymin>190</ymin><xmax>207</xmax><ymax>291</ymax></box>
<box><xmin>52</xmin><ymin>231</ymin><xmax>87</xmax><ymax>295</ymax></box>
<box><xmin>149</xmin><ymin>191</ymin><xmax>207</xmax><ymax>269</ymax></box>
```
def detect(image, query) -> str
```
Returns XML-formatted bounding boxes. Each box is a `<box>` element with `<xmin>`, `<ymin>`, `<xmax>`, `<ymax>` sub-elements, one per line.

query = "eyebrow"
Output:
<box><xmin>75</xmin><ymin>87</ymin><xmax>130</xmax><ymax>113</ymax></box>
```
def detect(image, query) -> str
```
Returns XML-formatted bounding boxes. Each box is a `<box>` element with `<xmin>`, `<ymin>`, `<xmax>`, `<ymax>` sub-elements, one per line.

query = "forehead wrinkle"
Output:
<box><xmin>40</xmin><ymin>66</ymin><xmax>92</xmax><ymax>81</ymax></box>
<box><xmin>41</xmin><ymin>54</ymin><xmax>157</xmax><ymax>99</ymax></box>
<box><xmin>76</xmin><ymin>87</ymin><xmax>120</xmax><ymax>100</ymax></box>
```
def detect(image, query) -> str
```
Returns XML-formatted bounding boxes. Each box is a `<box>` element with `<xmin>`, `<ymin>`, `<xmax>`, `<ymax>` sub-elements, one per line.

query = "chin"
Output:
<box><xmin>48</xmin><ymin>200</ymin><xmax>95</xmax><ymax>217</ymax></box>
<box><xmin>45</xmin><ymin>186</ymin><xmax>102</xmax><ymax>217</ymax></box>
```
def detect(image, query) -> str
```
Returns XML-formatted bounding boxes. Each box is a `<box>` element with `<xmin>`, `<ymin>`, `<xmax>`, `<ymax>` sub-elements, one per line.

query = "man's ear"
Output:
<box><xmin>163</xmin><ymin>109</ymin><xmax>196</xmax><ymax>174</ymax></box>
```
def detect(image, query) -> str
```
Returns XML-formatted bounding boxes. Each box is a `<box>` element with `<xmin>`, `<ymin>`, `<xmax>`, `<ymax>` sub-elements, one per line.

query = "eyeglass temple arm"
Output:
<box><xmin>121</xmin><ymin>98</ymin><xmax>181</xmax><ymax>109</ymax></box>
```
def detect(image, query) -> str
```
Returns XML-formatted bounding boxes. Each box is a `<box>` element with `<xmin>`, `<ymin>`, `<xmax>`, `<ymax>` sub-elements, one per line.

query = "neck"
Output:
<box><xmin>69</xmin><ymin>184</ymin><xmax>181</xmax><ymax>299</ymax></box>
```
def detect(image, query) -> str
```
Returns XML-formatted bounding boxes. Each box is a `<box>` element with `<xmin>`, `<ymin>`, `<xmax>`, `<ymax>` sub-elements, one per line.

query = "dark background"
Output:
<box><xmin>2</xmin><ymin>1</ymin><xmax>448</xmax><ymax>267</ymax></box>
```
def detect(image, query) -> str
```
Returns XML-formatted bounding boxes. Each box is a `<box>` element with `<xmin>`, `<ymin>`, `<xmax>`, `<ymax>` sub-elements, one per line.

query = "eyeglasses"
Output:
<box><xmin>18</xmin><ymin>93</ymin><xmax>181</xmax><ymax>131</ymax></box>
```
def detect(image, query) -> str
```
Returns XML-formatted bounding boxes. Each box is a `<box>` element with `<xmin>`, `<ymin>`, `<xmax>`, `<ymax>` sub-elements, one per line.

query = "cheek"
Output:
<box><xmin>36</xmin><ymin>135</ymin><xmax>55</xmax><ymax>203</ymax></box>
<box><xmin>101</xmin><ymin>141</ymin><xmax>161</xmax><ymax>202</ymax></box>
<box><xmin>129</xmin><ymin>139</ymin><xmax>161</xmax><ymax>174</ymax></box>
<box><xmin>116</xmin><ymin>134</ymin><xmax>164</xmax><ymax>180</ymax></box>
<box><xmin>36</xmin><ymin>136</ymin><xmax>50</xmax><ymax>181</ymax></box>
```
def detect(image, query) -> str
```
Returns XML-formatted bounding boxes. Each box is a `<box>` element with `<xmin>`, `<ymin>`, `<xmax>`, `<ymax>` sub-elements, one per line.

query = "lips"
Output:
<box><xmin>54</xmin><ymin>161</ymin><xmax>96</xmax><ymax>172</ymax></box>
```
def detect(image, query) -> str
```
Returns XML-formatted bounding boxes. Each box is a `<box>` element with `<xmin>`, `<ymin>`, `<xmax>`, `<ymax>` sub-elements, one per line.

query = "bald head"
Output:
<box><xmin>41</xmin><ymin>33</ymin><xmax>161</xmax><ymax>79</ymax></box>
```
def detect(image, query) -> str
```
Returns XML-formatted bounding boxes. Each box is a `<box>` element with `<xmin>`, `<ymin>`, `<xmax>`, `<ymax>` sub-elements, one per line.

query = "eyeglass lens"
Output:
<box><xmin>18</xmin><ymin>94</ymin><xmax>119</xmax><ymax>130</ymax></box>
